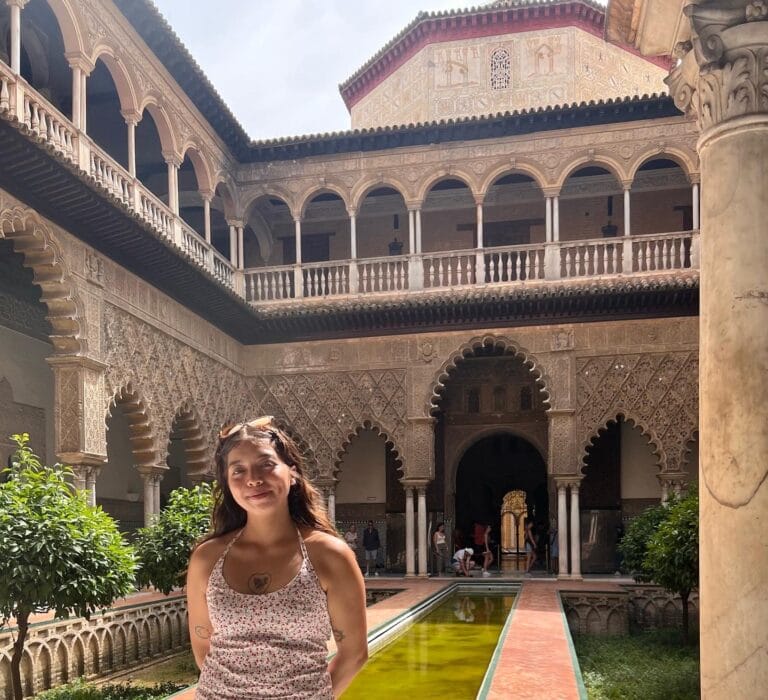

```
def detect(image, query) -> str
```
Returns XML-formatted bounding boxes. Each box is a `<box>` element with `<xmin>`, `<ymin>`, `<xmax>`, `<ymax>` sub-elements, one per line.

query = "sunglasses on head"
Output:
<box><xmin>218</xmin><ymin>416</ymin><xmax>276</xmax><ymax>441</ymax></box>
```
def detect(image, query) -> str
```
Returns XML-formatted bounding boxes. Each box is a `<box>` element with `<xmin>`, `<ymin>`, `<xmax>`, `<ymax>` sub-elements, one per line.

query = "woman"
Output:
<box><xmin>525</xmin><ymin>519</ymin><xmax>537</xmax><ymax>574</ymax></box>
<box><xmin>343</xmin><ymin>524</ymin><xmax>359</xmax><ymax>551</ymax></box>
<box><xmin>432</xmin><ymin>522</ymin><xmax>448</xmax><ymax>575</ymax></box>
<box><xmin>187</xmin><ymin>417</ymin><xmax>368</xmax><ymax>699</ymax></box>
<box><xmin>481</xmin><ymin>524</ymin><xmax>494</xmax><ymax>577</ymax></box>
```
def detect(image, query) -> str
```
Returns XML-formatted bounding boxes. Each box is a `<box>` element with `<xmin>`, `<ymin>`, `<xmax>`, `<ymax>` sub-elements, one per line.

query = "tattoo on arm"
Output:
<box><xmin>332</xmin><ymin>626</ymin><xmax>345</xmax><ymax>643</ymax></box>
<box><xmin>248</xmin><ymin>572</ymin><xmax>272</xmax><ymax>594</ymax></box>
<box><xmin>194</xmin><ymin>625</ymin><xmax>211</xmax><ymax>640</ymax></box>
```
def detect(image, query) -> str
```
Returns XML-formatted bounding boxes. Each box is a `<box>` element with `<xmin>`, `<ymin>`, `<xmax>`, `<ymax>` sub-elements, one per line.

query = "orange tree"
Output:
<box><xmin>0</xmin><ymin>434</ymin><xmax>135</xmax><ymax>700</ymax></box>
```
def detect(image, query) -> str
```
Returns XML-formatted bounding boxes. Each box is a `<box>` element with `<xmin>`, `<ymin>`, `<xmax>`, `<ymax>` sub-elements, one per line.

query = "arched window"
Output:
<box><xmin>467</xmin><ymin>388</ymin><xmax>481</xmax><ymax>414</ymax></box>
<box><xmin>493</xmin><ymin>386</ymin><xmax>507</xmax><ymax>412</ymax></box>
<box><xmin>490</xmin><ymin>48</ymin><xmax>510</xmax><ymax>90</ymax></box>
<box><xmin>520</xmin><ymin>386</ymin><xmax>533</xmax><ymax>411</ymax></box>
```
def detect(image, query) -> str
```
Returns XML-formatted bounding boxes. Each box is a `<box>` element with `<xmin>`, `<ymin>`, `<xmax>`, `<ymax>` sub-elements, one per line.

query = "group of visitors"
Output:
<box><xmin>343</xmin><ymin>521</ymin><xmax>381</xmax><ymax>577</ymax></box>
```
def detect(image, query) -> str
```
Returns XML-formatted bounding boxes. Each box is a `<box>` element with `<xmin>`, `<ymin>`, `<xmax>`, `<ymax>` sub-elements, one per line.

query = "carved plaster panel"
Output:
<box><xmin>576</xmin><ymin>351</ymin><xmax>698</xmax><ymax>472</ymax></box>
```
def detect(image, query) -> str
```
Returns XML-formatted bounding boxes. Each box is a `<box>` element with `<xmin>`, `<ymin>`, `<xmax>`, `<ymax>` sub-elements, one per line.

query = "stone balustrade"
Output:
<box><xmin>0</xmin><ymin>63</ymin><xmax>234</xmax><ymax>292</ymax></box>
<box><xmin>245</xmin><ymin>230</ymin><xmax>699</xmax><ymax>304</ymax></box>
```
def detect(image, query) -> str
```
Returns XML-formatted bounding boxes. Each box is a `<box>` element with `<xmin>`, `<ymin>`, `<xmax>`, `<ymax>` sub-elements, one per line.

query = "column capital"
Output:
<box><xmin>162</xmin><ymin>151</ymin><xmax>182</xmax><ymax>168</ymax></box>
<box><xmin>473</xmin><ymin>194</ymin><xmax>485</xmax><ymax>207</ymax></box>
<box><xmin>404</xmin><ymin>200</ymin><xmax>423</xmax><ymax>211</ymax></box>
<box><xmin>65</xmin><ymin>51</ymin><xmax>95</xmax><ymax>75</ymax></box>
<box><xmin>226</xmin><ymin>219</ymin><xmax>244</xmax><ymax>229</ymax></box>
<box><xmin>554</xmin><ymin>475</ymin><xmax>582</xmax><ymax>489</ymax></box>
<box><xmin>58</xmin><ymin>452</ymin><xmax>105</xmax><ymax>468</ymax></box>
<box><xmin>138</xmin><ymin>465</ymin><xmax>168</xmax><ymax>479</ymax></box>
<box><xmin>346</xmin><ymin>206</ymin><xmax>357</xmax><ymax>217</ymax></box>
<box><xmin>6</xmin><ymin>0</ymin><xmax>30</xmax><ymax>10</ymax></box>
<box><xmin>199</xmin><ymin>188</ymin><xmax>214</xmax><ymax>202</ymax></box>
<box><xmin>666</xmin><ymin>6</ymin><xmax>768</xmax><ymax>134</ymax></box>
<box><xmin>121</xmin><ymin>109</ymin><xmax>142</xmax><ymax>126</ymax></box>
<box><xmin>690</xmin><ymin>173</ymin><xmax>702</xmax><ymax>186</ymax></box>
<box><xmin>621</xmin><ymin>180</ymin><xmax>633</xmax><ymax>191</ymax></box>
<box><xmin>401</xmin><ymin>478</ymin><xmax>430</xmax><ymax>490</ymax></box>
<box><xmin>542</xmin><ymin>187</ymin><xmax>560</xmax><ymax>198</ymax></box>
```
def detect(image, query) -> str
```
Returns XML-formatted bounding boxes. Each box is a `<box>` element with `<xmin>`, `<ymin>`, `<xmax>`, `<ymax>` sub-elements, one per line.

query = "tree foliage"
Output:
<box><xmin>617</xmin><ymin>500</ymin><xmax>670</xmax><ymax>581</ymax></box>
<box><xmin>0</xmin><ymin>433</ymin><xmax>136</xmax><ymax>700</ymax></box>
<box><xmin>134</xmin><ymin>483</ymin><xmax>213</xmax><ymax>594</ymax></box>
<box><xmin>645</xmin><ymin>489</ymin><xmax>699</xmax><ymax>642</ymax></box>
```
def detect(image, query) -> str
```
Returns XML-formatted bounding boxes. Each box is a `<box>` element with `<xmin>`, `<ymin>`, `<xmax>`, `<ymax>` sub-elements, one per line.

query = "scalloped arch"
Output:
<box><xmin>350</xmin><ymin>176</ymin><xmax>412</xmax><ymax>211</ymax></box>
<box><xmin>579</xmin><ymin>412</ymin><xmax>665</xmax><ymax>473</ymax></box>
<box><xmin>107</xmin><ymin>384</ymin><xmax>158</xmax><ymax>471</ymax></box>
<box><xmin>168</xmin><ymin>401</ymin><xmax>210</xmax><ymax>480</ymax></box>
<box><xmin>628</xmin><ymin>146</ymin><xmax>699</xmax><ymax>184</ymax></box>
<box><xmin>0</xmin><ymin>207</ymin><xmax>86</xmax><ymax>355</ymax></box>
<box><xmin>425</xmin><ymin>334</ymin><xmax>552</xmax><ymax>415</ymax></box>
<box><xmin>332</xmin><ymin>419</ymin><xmax>404</xmax><ymax>477</ymax></box>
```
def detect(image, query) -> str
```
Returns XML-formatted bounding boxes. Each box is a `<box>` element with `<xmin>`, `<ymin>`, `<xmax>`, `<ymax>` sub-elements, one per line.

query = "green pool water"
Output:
<box><xmin>343</xmin><ymin>591</ymin><xmax>516</xmax><ymax>699</ymax></box>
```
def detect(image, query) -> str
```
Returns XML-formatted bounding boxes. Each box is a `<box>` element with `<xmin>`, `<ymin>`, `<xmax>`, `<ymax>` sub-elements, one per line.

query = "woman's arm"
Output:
<box><xmin>186</xmin><ymin>541</ymin><xmax>219</xmax><ymax>669</ymax></box>
<box><xmin>311</xmin><ymin>534</ymin><xmax>368</xmax><ymax>698</ymax></box>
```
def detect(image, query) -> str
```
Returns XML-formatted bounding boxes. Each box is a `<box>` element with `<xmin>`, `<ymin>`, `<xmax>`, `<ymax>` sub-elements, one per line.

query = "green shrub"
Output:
<box><xmin>35</xmin><ymin>678</ymin><xmax>185</xmax><ymax>699</ymax></box>
<box><xmin>134</xmin><ymin>483</ymin><xmax>213</xmax><ymax>594</ymax></box>
<box><xmin>617</xmin><ymin>500</ymin><xmax>669</xmax><ymax>581</ymax></box>
<box><xmin>0</xmin><ymin>434</ymin><xmax>136</xmax><ymax>700</ymax></box>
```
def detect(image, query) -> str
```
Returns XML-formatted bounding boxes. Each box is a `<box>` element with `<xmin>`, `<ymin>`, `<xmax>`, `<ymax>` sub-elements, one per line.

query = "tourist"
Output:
<box><xmin>363</xmin><ymin>520</ymin><xmax>381</xmax><ymax>577</ymax></box>
<box><xmin>344</xmin><ymin>523</ymin><xmax>359</xmax><ymax>551</ymax></box>
<box><xmin>186</xmin><ymin>417</ymin><xmax>368</xmax><ymax>699</ymax></box>
<box><xmin>549</xmin><ymin>518</ymin><xmax>559</xmax><ymax>575</ymax></box>
<box><xmin>432</xmin><ymin>522</ymin><xmax>448</xmax><ymax>574</ymax></box>
<box><xmin>525</xmin><ymin>519</ymin><xmax>537</xmax><ymax>574</ymax></box>
<box><xmin>481</xmin><ymin>524</ymin><xmax>494</xmax><ymax>577</ymax></box>
<box><xmin>452</xmin><ymin>546</ymin><xmax>476</xmax><ymax>576</ymax></box>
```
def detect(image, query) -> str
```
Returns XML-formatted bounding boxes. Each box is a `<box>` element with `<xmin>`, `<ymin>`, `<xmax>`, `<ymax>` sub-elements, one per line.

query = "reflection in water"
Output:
<box><xmin>343</xmin><ymin>592</ymin><xmax>516</xmax><ymax>699</ymax></box>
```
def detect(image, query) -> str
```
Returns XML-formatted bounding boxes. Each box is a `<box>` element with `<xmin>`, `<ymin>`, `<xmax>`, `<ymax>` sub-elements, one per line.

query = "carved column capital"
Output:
<box><xmin>666</xmin><ymin>4</ymin><xmax>768</xmax><ymax>133</ymax></box>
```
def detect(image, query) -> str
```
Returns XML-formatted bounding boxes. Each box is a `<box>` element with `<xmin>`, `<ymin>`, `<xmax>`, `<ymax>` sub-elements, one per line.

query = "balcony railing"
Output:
<box><xmin>0</xmin><ymin>63</ymin><xmax>236</xmax><ymax>292</ymax></box>
<box><xmin>244</xmin><ymin>230</ymin><xmax>699</xmax><ymax>304</ymax></box>
<box><xmin>0</xmin><ymin>63</ymin><xmax>700</xmax><ymax>311</ymax></box>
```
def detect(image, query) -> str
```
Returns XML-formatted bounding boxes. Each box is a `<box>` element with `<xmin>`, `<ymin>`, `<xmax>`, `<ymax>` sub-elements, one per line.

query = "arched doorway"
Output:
<box><xmin>455</xmin><ymin>433</ymin><xmax>548</xmax><ymax>560</ymax></box>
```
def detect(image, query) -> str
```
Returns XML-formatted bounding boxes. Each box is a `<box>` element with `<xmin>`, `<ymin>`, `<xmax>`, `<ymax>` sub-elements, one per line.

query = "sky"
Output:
<box><xmin>152</xmin><ymin>0</ymin><xmax>608</xmax><ymax>142</ymax></box>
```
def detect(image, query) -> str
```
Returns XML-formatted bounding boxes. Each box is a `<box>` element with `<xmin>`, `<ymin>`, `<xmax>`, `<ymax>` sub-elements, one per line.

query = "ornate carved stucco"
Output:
<box><xmin>576</xmin><ymin>351</ymin><xmax>698</xmax><ymax>473</ymax></box>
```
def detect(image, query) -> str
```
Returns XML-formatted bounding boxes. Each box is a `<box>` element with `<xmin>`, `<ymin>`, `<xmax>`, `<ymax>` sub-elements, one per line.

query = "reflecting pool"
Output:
<box><xmin>343</xmin><ymin>591</ymin><xmax>516</xmax><ymax>699</ymax></box>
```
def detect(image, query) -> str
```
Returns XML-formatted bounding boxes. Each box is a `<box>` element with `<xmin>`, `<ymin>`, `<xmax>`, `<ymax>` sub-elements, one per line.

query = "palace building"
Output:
<box><xmin>0</xmin><ymin>0</ymin><xmax>703</xmax><ymax>588</ymax></box>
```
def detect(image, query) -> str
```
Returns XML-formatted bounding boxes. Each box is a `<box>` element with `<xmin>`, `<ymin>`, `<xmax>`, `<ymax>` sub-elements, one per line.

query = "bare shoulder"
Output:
<box><xmin>189</xmin><ymin>534</ymin><xmax>233</xmax><ymax>575</ymax></box>
<box><xmin>302</xmin><ymin>529</ymin><xmax>357</xmax><ymax>583</ymax></box>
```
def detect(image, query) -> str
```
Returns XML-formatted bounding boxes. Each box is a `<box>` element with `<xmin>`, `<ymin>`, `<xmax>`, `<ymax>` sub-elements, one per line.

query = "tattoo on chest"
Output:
<box><xmin>248</xmin><ymin>572</ymin><xmax>272</xmax><ymax>594</ymax></box>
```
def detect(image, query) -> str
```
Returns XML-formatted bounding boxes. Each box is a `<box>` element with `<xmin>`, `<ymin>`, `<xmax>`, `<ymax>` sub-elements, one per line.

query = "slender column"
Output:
<box><xmin>228</xmin><ymin>224</ymin><xmax>237</xmax><ymax>266</ymax></box>
<box><xmin>623</xmin><ymin>187</ymin><xmax>631</xmax><ymax>236</ymax></box>
<box><xmin>153</xmin><ymin>474</ymin><xmax>161</xmax><ymax>516</ymax></box>
<box><xmin>569</xmin><ymin>482</ymin><xmax>581</xmax><ymax>579</ymax></box>
<box><xmin>692</xmin><ymin>182</ymin><xmax>700</xmax><ymax>230</ymax></box>
<box><xmin>476</xmin><ymin>201</ymin><xmax>484</xmax><ymax>248</ymax></box>
<box><xmin>203</xmin><ymin>197</ymin><xmax>211</xmax><ymax>244</ymax></box>
<box><xmin>405</xmin><ymin>487</ymin><xmax>415</xmax><ymax>577</ymax></box>
<box><xmin>71</xmin><ymin>66</ymin><xmax>82</xmax><ymax>130</ymax></box>
<box><xmin>557</xmin><ymin>483</ymin><xmax>569</xmax><ymax>578</ymax></box>
<box><xmin>294</xmin><ymin>217</ymin><xmax>302</xmax><ymax>264</ymax></box>
<box><xmin>553</xmin><ymin>196</ymin><xmax>560</xmax><ymax>242</ymax></box>
<box><xmin>475</xmin><ymin>200</ymin><xmax>485</xmax><ymax>284</ymax></box>
<box><xmin>349</xmin><ymin>211</ymin><xmax>357</xmax><ymax>259</ymax></box>
<box><xmin>327</xmin><ymin>487</ymin><xmax>336</xmax><ymax>525</ymax></box>
<box><xmin>9</xmin><ymin>1</ymin><xmax>24</xmax><ymax>75</ymax></box>
<box><xmin>142</xmin><ymin>473</ymin><xmax>155</xmax><ymax>527</ymax></box>
<box><xmin>415</xmin><ymin>209</ymin><xmax>422</xmax><ymax>254</ymax></box>
<box><xmin>237</xmin><ymin>226</ymin><xmax>244</xmax><ymax>269</ymax></box>
<box><xmin>126</xmin><ymin>118</ymin><xmax>137</xmax><ymax>177</ymax></box>
<box><xmin>85</xmin><ymin>466</ymin><xmax>99</xmax><ymax>508</ymax></box>
<box><xmin>408</xmin><ymin>208</ymin><xmax>415</xmax><ymax>253</ymax></box>
<box><xmin>80</xmin><ymin>71</ymin><xmax>87</xmax><ymax>133</ymax></box>
<box><xmin>417</xmin><ymin>487</ymin><xmax>428</xmax><ymax>577</ymax></box>
<box><xmin>166</xmin><ymin>159</ymin><xmax>179</xmax><ymax>214</ymax></box>
<box><xmin>545</xmin><ymin>197</ymin><xmax>553</xmax><ymax>242</ymax></box>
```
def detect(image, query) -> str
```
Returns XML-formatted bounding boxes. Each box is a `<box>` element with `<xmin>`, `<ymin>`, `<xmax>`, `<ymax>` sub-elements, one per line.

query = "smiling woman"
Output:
<box><xmin>186</xmin><ymin>417</ymin><xmax>368</xmax><ymax>699</ymax></box>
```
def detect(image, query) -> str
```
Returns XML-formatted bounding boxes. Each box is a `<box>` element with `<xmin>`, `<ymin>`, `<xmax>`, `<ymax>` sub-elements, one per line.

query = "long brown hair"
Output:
<box><xmin>200</xmin><ymin>416</ymin><xmax>336</xmax><ymax>544</ymax></box>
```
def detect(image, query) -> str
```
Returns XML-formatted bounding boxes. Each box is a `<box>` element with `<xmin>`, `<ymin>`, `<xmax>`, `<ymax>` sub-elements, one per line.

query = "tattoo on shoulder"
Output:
<box><xmin>248</xmin><ymin>572</ymin><xmax>272</xmax><ymax>594</ymax></box>
<box><xmin>194</xmin><ymin>625</ymin><xmax>211</xmax><ymax>640</ymax></box>
<box><xmin>332</xmin><ymin>626</ymin><xmax>345</xmax><ymax>643</ymax></box>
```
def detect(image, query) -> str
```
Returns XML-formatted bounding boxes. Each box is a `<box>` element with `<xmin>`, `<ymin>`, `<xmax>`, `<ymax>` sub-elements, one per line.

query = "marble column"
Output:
<box><xmin>8</xmin><ymin>1</ymin><xmax>26</xmax><ymax>75</ymax></box>
<box><xmin>557</xmin><ymin>482</ymin><xmax>569</xmax><ymax>578</ymax></box>
<box><xmin>237</xmin><ymin>226</ymin><xmax>244</xmax><ymax>269</ymax></box>
<box><xmin>417</xmin><ymin>487</ymin><xmax>428</xmax><ymax>577</ymax></box>
<box><xmin>569</xmin><ymin>481</ymin><xmax>581</xmax><ymax>579</ymax></box>
<box><xmin>552</xmin><ymin>196</ymin><xmax>560</xmax><ymax>241</ymax></box>
<box><xmin>405</xmin><ymin>486</ymin><xmax>415</xmax><ymax>577</ymax></box>
<box><xmin>475</xmin><ymin>199</ymin><xmax>485</xmax><ymax>284</ymax></box>
<box><xmin>85</xmin><ymin>466</ymin><xmax>99</xmax><ymax>507</ymax></box>
<box><xmin>165</xmin><ymin>158</ymin><xmax>180</xmax><ymax>215</ymax></box>
<box><xmin>327</xmin><ymin>487</ymin><xmax>336</xmax><ymax>525</ymax></box>
<box><xmin>415</xmin><ymin>209</ymin><xmax>422</xmax><ymax>254</ymax></box>
<box><xmin>71</xmin><ymin>66</ymin><xmax>82</xmax><ymax>130</ymax></box>
<box><xmin>623</xmin><ymin>186</ymin><xmax>631</xmax><ymax>236</ymax></box>
<box><xmin>80</xmin><ymin>70</ymin><xmax>87</xmax><ymax>133</ymax></box>
<box><xmin>545</xmin><ymin>197</ymin><xmax>553</xmax><ymax>242</ymax></box>
<box><xmin>125</xmin><ymin>115</ymin><xmax>137</xmax><ymax>178</ymax></box>
<box><xmin>408</xmin><ymin>208</ymin><xmax>415</xmax><ymax>254</ymax></box>
<box><xmin>666</xmin><ymin>7</ymin><xmax>768</xmax><ymax>695</ymax></box>
<box><xmin>228</xmin><ymin>223</ymin><xmax>237</xmax><ymax>266</ymax></box>
<box><xmin>142</xmin><ymin>472</ymin><xmax>155</xmax><ymax>526</ymax></box>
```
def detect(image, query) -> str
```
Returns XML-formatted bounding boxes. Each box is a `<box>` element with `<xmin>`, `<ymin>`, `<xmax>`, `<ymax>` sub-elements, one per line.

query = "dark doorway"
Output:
<box><xmin>455</xmin><ymin>433</ymin><xmax>547</xmax><ymax>549</ymax></box>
